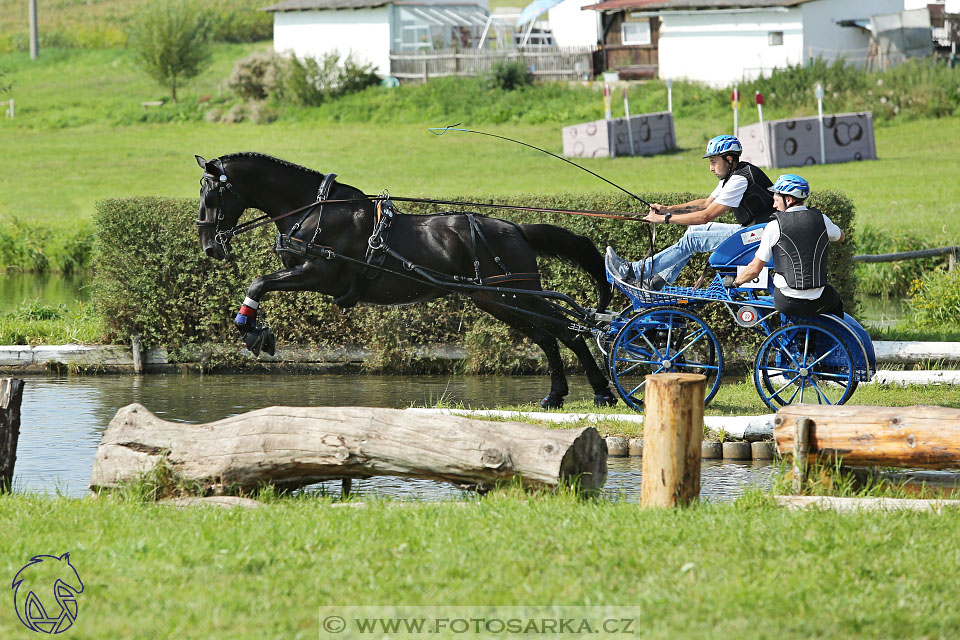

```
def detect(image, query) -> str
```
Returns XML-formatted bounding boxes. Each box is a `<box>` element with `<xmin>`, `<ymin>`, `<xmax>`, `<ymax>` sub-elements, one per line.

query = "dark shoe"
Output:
<box><xmin>605</xmin><ymin>246</ymin><xmax>635</xmax><ymax>283</ymax></box>
<box><xmin>593</xmin><ymin>390</ymin><xmax>617</xmax><ymax>407</ymax></box>
<box><xmin>539</xmin><ymin>393</ymin><xmax>564</xmax><ymax>410</ymax></box>
<box><xmin>641</xmin><ymin>275</ymin><xmax>667</xmax><ymax>291</ymax></box>
<box><xmin>242</xmin><ymin>326</ymin><xmax>276</xmax><ymax>357</ymax></box>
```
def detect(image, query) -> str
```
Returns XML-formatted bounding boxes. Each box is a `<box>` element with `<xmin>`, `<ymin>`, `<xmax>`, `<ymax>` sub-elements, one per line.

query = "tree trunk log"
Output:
<box><xmin>775</xmin><ymin>404</ymin><xmax>960</xmax><ymax>469</ymax></box>
<box><xmin>641</xmin><ymin>373</ymin><xmax>705</xmax><ymax>508</ymax></box>
<box><xmin>0</xmin><ymin>378</ymin><xmax>25</xmax><ymax>493</ymax></box>
<box><xmin>90</xmin><ymin>404</ymin><xmax>608</xmax><ymax>494</ymax></box>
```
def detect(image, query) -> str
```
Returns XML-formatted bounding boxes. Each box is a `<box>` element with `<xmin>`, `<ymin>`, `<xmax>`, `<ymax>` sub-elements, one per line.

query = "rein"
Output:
<box><xmin>212</xmin><ymin>195</ymin><xmax>653</xmax><ymax>244</ymax></box>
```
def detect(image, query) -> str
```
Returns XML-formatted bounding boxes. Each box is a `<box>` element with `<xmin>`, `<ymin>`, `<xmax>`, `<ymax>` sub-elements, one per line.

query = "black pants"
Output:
<box><xmin>774</xmin><ymin>285</ymin><xmax>844</xmax><ymax>317</ymax></box>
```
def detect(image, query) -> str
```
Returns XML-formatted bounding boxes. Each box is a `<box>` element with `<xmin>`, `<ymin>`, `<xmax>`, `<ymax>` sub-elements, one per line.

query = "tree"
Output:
<box><xmin>129</xmin><ymin>2</ymin><xmax>210</xmax><ymax>102</ymax></box>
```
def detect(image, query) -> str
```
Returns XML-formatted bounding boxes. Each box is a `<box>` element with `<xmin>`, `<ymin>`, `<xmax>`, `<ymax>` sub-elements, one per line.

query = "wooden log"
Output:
<box><xmin>0</xmin><ymin>378</ymin><xmax>25</xmax><ymax>493</ymax></box>
<box><xmin>775</xmin><ymin>404</ymin><xmax>960</xmax><ymax>469</ymax></box>
<box><xmin>641</xmin><ymin>373</ymin><xmax>705</xmax><ymax>508</ymax></box>
<box><xmin>90</xmin><ymin>404</ymin><xmax>607</xmax><ymax>494</ymax></box>
<box><xmin>775</xmin><ymin>495</ymin><xmax>960</xmax><ymax>513</ymax></box>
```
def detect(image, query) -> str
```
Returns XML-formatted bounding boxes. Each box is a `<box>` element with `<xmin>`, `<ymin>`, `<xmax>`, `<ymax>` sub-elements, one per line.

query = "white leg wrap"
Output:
<box><xmin>242</xmin><ymin>297</ymin><xmax>259</xmax><ymax>309</ymax></box>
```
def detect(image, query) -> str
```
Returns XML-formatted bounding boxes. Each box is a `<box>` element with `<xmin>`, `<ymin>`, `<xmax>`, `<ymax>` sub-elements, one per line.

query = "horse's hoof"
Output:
<box><xmin>539</xmin><ymin>394</ymin><xmax>564</xmax><ymax>410</ymax></box>
<box><xmin>262</xmin><ymin>327</ymin><xmax>276</xmax><ymax>356</ymax></box>
<box><xmin>242</xmin><ymin>326</ymin><xmax>274</xmax><ymax>357</ymax></box>
<box><xmin>593</xmin><ymin>391</ymin><xmax>617</xmax><ymax>407</ymax></box>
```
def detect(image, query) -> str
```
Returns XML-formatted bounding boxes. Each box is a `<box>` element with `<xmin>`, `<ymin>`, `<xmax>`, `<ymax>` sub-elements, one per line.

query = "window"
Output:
<box><xmin>621</xmin><ymin>20</ymin><xmax>651</xmax><ymax>46</ymax></box>
<box><xmin>768</xmin><ymin>31</ymin><xmax>784</xmax><ymax>46</ymax></box>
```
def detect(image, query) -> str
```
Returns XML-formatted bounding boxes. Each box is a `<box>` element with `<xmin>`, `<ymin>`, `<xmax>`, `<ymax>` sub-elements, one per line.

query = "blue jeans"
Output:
<box><xmin>630</xmin><ymin>222</ymin><xmax>741</xmax><ymax>284</ymax></box>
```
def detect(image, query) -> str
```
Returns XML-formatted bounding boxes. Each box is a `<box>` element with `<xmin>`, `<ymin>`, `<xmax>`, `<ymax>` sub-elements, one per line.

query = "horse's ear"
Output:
<box><xmin>195</xmin><ymin>155</ymin><xmax>207</xmax><ymax>169</ymax></box>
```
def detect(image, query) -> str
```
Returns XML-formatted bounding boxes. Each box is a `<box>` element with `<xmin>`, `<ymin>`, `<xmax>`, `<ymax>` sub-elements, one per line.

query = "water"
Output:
<box><xmin>12</xmin><ymin>374</ymin><xmax>773</xmax><ymax>501</ymax></box>
<box><xmin>0</xmin><ymin>271</ymin><xmax>91</xmax><ymax>307</ymax></box>
<box><xmin>857</xmin><ymin>294</ymin><xmax>908</xmax><ymax>330</ymax></box>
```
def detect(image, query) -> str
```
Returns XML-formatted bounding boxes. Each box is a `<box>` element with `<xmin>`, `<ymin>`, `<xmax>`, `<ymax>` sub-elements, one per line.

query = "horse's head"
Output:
<box><xmin>195</xmin><ymin>155</ymin><xmax>247</xmax><ymax>260</ymax></box>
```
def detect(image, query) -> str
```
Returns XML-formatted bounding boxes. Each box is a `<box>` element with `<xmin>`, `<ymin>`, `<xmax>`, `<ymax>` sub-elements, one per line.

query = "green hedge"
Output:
<box><xmin>93</xmin><ymin>192</ymin><xmax>857</xmax><ymax>371</ymax></box>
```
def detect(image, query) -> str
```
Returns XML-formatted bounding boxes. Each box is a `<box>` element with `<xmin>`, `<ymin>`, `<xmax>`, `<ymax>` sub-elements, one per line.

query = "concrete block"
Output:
<box><xmin>562</xmin><ymin>111</ymin><xmax>676</xmax><ymax>159</ymax></box>
<box><xmin>722</xmin><ymin>441</ymin><xmax>752</xmax><ymax>460</ymax></box>
<box><xmin>702</xmin><ymin>441</ymin><xmax>723</xmax><ymax>459</ymax></box>
<box><xmin>605</xmin><ymin>436</ymin><xmax>629</xmax><ymax>457</ymax></box>
<box><xmin>739</xmin><ymin>111</ymin><xmax>876</xmax><ymax>168</ymax></box>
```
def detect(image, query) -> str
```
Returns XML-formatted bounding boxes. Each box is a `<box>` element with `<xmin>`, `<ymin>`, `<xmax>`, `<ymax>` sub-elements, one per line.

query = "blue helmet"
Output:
<box><xmin>769</xmin><ymin>174</ymin><xmax>810</xmax><ymax>199</ymax></box>
<box><xmin>702</xmin><ymin>135</ymin><xmax>742</xmax><ymax>159</ymax></box>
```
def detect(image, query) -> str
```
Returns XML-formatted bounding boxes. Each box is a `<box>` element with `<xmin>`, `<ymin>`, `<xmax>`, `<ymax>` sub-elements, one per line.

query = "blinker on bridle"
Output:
<box><xmin>196</xmin><ymin>160</ymin><xmax>240</xmax><ymax>257</ymax></box>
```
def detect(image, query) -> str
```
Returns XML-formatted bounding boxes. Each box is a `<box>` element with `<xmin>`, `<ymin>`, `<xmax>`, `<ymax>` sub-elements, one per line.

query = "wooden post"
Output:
<box><xmin>0</xmin><ymin>378</ymin><xmax>25</xmax><ymax>493</ymax></box>
<box><xmin>640</xmin><ymin>373</ymin><xmax>705</xmax><ymax>508</ymax></box>
<box><xmin>131</xmin><ymin>334</ymin><xmax>144</xmax><ymax>374</ymax></box>
<box><xmin>29</xmin><ymin>0</ymin><xmax>39</xmax><ymax>59</ymax></box>
<box><xmin>792</xmin><ymin>417</ymin><xmax>810</xmax><ymax>494</ymax></box>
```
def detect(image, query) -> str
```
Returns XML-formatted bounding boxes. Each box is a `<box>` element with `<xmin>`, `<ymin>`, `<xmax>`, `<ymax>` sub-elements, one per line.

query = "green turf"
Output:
<box><xmin>2</xmin><ymin>490</ymin><xmax>959</xmax><ymax>639</ymax></box>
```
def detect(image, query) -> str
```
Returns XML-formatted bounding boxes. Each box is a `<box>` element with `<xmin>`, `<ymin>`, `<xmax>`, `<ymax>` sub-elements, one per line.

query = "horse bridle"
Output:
<box><xmin>196</xmin><ymin>159</ymin><xmax>341</xmax><ymax>258</ymax></box>
<box><xmin>196</xmin><ymin>158</ymin><xmax>245</xmax><ymax>257</ymax></box>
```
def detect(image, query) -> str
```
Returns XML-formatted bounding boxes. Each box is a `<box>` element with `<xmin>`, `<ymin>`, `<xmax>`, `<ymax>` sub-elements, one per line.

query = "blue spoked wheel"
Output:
<box><xmin>754</xmin><ymin>323</ymin><xmax>857</xmax><ymax>411</ymax></box>
<box><xmin>608</xmin><ymin>307</ymin><xmax>723</xmax><ymax>412</ymax></box>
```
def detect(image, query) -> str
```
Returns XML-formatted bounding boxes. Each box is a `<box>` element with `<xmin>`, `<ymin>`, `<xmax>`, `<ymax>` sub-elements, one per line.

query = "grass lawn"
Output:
<box><xmin>1</xmin><ymin>48</ymin><xmax>958</xmax><ymax>245</ymax></box>
<box><xmin>2</xmin><ymin>491</ymin><xmax>959</xmax><ymax>639</ymax></box>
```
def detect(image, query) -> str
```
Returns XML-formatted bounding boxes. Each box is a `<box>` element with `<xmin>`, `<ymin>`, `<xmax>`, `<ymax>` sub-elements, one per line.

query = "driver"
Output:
<box><xmin>607</xmin><ymin>135</ymin><xmax>774</xmax><ymax>290</ymax></box>
<box><xmin>724</xmin><ymin>174</ymin><xmax>845</xmax><ymax>316</ymax></box>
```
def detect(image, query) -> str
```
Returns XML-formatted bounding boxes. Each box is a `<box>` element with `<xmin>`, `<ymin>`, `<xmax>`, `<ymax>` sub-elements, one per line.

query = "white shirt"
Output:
<box><xmin>755</xmin><ymin>205</ymin><xmax>843</xmax><ymax>299</ymax></box>
<box><xmin>709</xmin><ymin>174</ymin><xmax>748</xmax><ymax>209</ymax></box>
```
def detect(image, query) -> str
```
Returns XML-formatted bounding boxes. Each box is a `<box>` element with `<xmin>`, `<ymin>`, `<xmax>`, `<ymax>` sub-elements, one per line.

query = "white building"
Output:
<box><xmin>264</xmin><ymin>0</ymin><xmax>490</xmax><ymax>76</ymax></box>
<box><xmin>548</xmin><ymin>0</ymin><xmax>603</xmax><ymax>47</ymax></box>
<box><xmin>583</xmin><ymin>0</ymin><xmax>909</xmax><ymax>86</ymax></box>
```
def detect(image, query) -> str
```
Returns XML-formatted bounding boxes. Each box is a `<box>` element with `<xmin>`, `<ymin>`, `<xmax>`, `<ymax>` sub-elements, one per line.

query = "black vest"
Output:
<box><xmin>772</xmin><ymin>208</ymin><xmax>830</xmax><ymax>290</ymax></box>
<box><xmin>723</xmin><ymin>161</ymin><xmax>774</xmax><ymax>226</ymax></box>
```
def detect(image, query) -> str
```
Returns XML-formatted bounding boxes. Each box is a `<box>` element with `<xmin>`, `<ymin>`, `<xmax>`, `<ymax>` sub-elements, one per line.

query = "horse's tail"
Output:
<box><xmin>518</xmin><ymin>223</ymin><xmax>611</xmax><ymax>313</ymax></box>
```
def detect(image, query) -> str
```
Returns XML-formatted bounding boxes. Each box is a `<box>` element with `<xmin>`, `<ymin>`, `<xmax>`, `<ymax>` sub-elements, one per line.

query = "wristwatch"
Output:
<box><xmin>663</xmin><ymin>212</ymin><xmax>672</xmax><ymax>224</ymax></box>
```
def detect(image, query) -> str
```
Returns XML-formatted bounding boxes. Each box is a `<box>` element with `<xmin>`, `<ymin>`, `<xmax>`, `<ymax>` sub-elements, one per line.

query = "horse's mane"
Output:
<box><xmin>221</xmin><ymin>152</ymin><xmax>325</xmax><ymax>178</ymax></box>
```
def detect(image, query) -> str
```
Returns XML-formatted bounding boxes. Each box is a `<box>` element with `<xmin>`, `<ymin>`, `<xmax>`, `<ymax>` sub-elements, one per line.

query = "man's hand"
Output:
<box><xmin>648</xmin><ymin>203</ymin><xmax>664</xmax><ymax>214</ymax></box>
<box><xmin>722</xmin><ymin>275</ymin><xmax>737</xmax><ymax>288</ymax></box>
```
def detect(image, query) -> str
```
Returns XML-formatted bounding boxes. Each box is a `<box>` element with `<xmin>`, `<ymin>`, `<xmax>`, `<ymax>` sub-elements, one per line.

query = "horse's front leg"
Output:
<box><xmin>232</xmin><ymin>261</ymin><xmax>324</xmax><ymax>357</ymax></box>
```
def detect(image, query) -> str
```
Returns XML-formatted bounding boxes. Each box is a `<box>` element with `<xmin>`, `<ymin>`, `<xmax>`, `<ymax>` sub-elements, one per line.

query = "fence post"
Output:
<box><xmin>640</xmin><ymin>373</ymin><xmax>705</xmax><ymax>508</ymax></box>
<box><xmin>131</xmin><ymin>334</ymin><xmax>144</xmax><ymax>374</ymax></box>
<box><xmin>0</xmin><ymin>378</ymin><xmax>25</xmax><ymax>493</ymax></box>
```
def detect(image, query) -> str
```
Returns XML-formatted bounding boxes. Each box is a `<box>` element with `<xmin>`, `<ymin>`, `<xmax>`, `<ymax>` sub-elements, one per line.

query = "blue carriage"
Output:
<box><xmin>600</xmin><ymin>224</ymin><xmax>876</xmax><ymax>411</ymax></box>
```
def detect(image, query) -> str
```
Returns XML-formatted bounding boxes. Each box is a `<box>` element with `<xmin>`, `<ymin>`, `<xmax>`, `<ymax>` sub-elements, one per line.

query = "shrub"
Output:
<box><xmin>93</xmin><ymin>192</ymin><xmax>858</xmax><ymax>371</ymax></box>
<box><xmin>277</xmin><ymin>51</ymin><xmax>380</xmax><ymax>106</ymax></box>
<box><xmin>907</xmin><ymin>270</ymin><xmax>960</xmax><ymax>330</ymax></box>
<box><xmin>128</xmin><ymin>1</ymin><xmax>211</xmax><ymax>102</ymax></box>
<box><xmin>228</xmin><ymin>51</ymin><xmax>284</xmax><ymax>100</ymax></box>
<box><xmin>486</xmin><ymin>60</ymin><xmax>532</xmax><ymax>91</ymax></box>
<box><xmin>854</xmin><ymin>226</ymin><xmax>948</xmax><ymax>296</ymax></box>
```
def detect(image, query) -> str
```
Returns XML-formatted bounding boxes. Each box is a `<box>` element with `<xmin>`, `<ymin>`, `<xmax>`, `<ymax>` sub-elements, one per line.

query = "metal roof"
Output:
<box><xmin>263</xmin><ymin>0</ymin><xmax>391</xmax><ymax>11</ymax></box>
<box><xmin>582</xmin><ymin>0</ymin><xmax>814</xmax><ymax>12</ymax></box>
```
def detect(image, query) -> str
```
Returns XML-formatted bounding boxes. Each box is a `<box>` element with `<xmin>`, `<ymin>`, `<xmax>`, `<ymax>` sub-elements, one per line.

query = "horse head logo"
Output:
<box><xmin>11</xmin><ymin>552</ymin><xmax>84</xmax><ymax>634</ymax></box>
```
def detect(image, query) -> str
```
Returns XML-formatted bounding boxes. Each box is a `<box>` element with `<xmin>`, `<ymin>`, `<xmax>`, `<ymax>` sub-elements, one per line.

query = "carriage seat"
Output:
<box><xmin>708</xmin><ymin>223</ymin><xmax>772</xmax><ymax>271</ymax></box>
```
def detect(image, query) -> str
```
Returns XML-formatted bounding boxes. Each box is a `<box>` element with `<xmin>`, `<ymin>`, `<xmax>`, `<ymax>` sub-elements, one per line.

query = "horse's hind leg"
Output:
<box><xmin>555</xmin><ymin>331</ymin><xmax>617</xmax><ymax>407</ymax></box>
<box><xmin>481</xmin><ymin>295</ymin><xmax>616</xmax><ymax>408</ymax></box>
<box><xmin>471</xmin><ymin>298</ymin><xmax>568</xmax><ymax>409</ymax></box>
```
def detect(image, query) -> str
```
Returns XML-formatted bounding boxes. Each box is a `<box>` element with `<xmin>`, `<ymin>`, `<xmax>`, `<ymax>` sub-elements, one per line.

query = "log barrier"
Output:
<box><xmin>90</xmin><ymin>404</ymin><xmax>608</xmax><ymax>494</ymax></box>
<box><xmin>775</xmin><ymin>404</ymin><xmax>960</xmax><ymax>469</ymax></box>
<box><xmin>0</xmin><ymin>378</ymin><xmax>24</xmax><ymax>493</ymax></box>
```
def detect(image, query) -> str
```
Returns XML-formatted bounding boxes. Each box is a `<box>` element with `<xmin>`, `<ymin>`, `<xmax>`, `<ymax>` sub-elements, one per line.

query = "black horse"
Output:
<box><xmin>194</xmin><ymin>152</ymin><xmax>616</xmax><ymax>408</ymax></box>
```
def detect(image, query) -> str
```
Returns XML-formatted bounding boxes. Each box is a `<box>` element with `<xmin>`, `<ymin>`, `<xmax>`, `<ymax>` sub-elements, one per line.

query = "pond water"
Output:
<box><xmin>13</xmin><ymin>374</ymin><xmax>774</xmax><ymax>501</ymax></box>
<box><xmin>0</xmin><ymin>271</ymin><xmax>92</xmax><ymax>307</ymax></box>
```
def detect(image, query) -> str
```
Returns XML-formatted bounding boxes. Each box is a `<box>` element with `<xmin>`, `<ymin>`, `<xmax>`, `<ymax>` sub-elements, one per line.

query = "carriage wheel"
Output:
<box><xmin>753</xmin><ymin>323</ymin><xmax>857</xmax><ymax>411</ymax></box>
<box><xmin>608</xmin><ymin>307</ymin><xmax>723</xmax><ymax>412</ymax></box>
